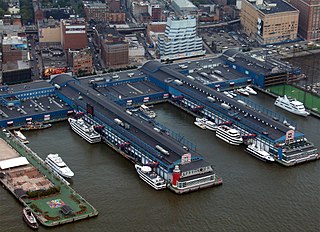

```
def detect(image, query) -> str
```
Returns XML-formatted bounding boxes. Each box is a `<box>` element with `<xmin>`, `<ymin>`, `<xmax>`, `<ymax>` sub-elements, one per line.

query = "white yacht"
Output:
<box><xmin>139</xmin><ymin>104</ymin><xmax>157</xmax><ymax>118</ymax></box>
<box><xmin>135</xmin><ymin>164</ymin><xmax>166</xmax><ymax>190</ymax></box>
<box><xmin>13</xmin><ymin>130</ymin><xmax>29</xmax><ymax>144</ymax></box>
<box><xmin>245</xmin><ymin>86</ymin><xmax>257</xmax><ymax>95</ymax></box>
<box><xmin>237</xmin><ymin>88</ymin><xmax>250</xmax><ymax>96</ymax></box>
<box><xmin>68</xmin><ymin>118</ymin><xmax>101</xmax><ymax>143</ymax></box>
<box><xmin>246</xmin><ymin>144</ymin><xmax>275</xmax><ymax>162</ymax></box>
<box><xmin>205</xmin><ymin>120</ymin><xmax>218</xmax><ymax>131</ymax></box>
<box><xmin>45</xmin><ymin>154</ymin><xmax>74</xmax><ymax>179</ymax></box>
<box><xmin>194</xmin><ymin>118</ymin><xmax>206</xmax><ymax>129</ymax></box>
<box><xmin>274</xmin><ymin>95</ymin><xmax>309</xmax><ymax>116</ymax></box>
<box><xmin>216</xmin><ymin>125</ymin><xmax>243</xmax><ymax>145</ymax></box>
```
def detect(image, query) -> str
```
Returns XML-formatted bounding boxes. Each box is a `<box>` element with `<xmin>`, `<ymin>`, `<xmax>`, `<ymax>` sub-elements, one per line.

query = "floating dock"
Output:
<box><xmin>0</xmin><ymin>133</ymin><xmax>98</xmax><ymax>227</ymax></box>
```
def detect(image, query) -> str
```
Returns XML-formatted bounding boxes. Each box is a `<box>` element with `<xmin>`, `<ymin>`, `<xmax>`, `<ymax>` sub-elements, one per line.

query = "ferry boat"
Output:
<box><xmin>22</xmin><ymin>207</ymin><xmax>39</xmax><ymax>230</ymax></box>
<box><xmin>274</xmin><ymin>95</ymin><xmax>310</xmax><ymax>116</ymax></box>
<box><xmin>135</xmin><ymin>164</ymin><xmax>166</xmax><ymax>190</ymax></box>
<box><xmin>139</xmin><ymin>104</ymin><xmax>157</xmax><ymax>118</ymax></box>
<box><xmin>45</xmin><ymin>154</ymin><xmax>74</xmax><ymax>179</ymax></box>
<box><xmin>245</xmin><ymin>86</ymin><xmax>257</xmax><ymax>95</ymax></box>
<box><xmin>68</xmin><ymin>118</ymin><xmax>101</xmax><ymax>143</ymax></box>
<box><xmin>205</xmin><ymin>120</ymin><xmax>218</xmax><ymax>131</ymax></box>
<box><xmin>216</xmin><ymin>125</ymin><xmax>243</xmax><ymax>145</ymax></box>
<box><xmin>13</xmin><ymin>130</ymin><xmax>29</xmax><ymax>144</ymax></box>
<box><xmin>20</xmin><ymin>122</ymin><xmax>52</xmax><ymax>131</ymax></box>
<box><xmin>246</xmin><ymin>144</ymin><xmax>275</xmax><ymax>162</ymax></box>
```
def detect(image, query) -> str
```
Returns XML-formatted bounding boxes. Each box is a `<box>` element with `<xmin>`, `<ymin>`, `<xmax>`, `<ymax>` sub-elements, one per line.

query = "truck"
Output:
<box><xmin>173</xmin><ymin>79</ymin><xmax>183</xmax><ymax>86</ymax></box>
<box><xmin>114</xmin><ymin>118</ymin><xmax>124</xmax><ymax>127</ymax></box>
<box><xmin>207</xmin><ymin>96</ymin><xmax>216</xmax><ymax>102</ymax></box>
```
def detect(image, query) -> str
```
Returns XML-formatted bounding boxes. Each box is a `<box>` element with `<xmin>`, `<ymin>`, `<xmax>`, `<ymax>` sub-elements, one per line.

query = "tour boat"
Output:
<box><xmin>68</xmin><ymin>118</ymin><xmax>101</xmax><ymax>143</ymax></box>
<box><xmin>205</xmin><ymin>120</ymin><xmax>218</xmax><ymax>131</ymax></box>
<box><xmin>139</xmin><ymin>104</ymin><xmax>157</xmax><ymax>118</ymax></box>
<box><xmin>135</xmin><ymin>164</ymin><xmax>166</xmax><ymax>190</ymax></box>
<box><xmin>194</xmin><ymin>119</ymin><xmax>206</xmax><ymax>129</ymax></box>
<box><xmin>274</xmin><ymin>95</ymin><xmax>309</xmax><ymax>116</ymax></box>
<box><xmin>45</xmin><ymin>154</ymin><xmax>74</xmax><ymax>179</ymax></box>
<box><xmin>22</xmin><ymin>207</ymin><xmax>39</xmax><ymax>230</ymax></box>
<box><xmin>246</xmin><ymin>144</ymin><xmax>275</xmax><ymax>162</ymax></box>
<box><xmin>13</xmin><ymin>130</ymin><xmax>29</xmax><ymax>144</ymax></box>
<box><xmin>216</xmin><ymin>125</ymin><xmax>243</xmax><ymax>145</ymax></box>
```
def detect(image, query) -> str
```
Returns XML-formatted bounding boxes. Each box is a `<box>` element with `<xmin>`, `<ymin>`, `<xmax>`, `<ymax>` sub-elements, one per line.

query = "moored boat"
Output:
<box><xmin>205</xmin><ymin>120</ymin><xmax>218</xmax><ymax>131</ymax></box>
<box><xmin>237</xmin><ymin>88</ymin><xmax>250</xmax><ymax>96</ymax></box>
<box><xmin>245</xmin><ymin>86</ymin><xmax>257</xmax><ymax>95</ymax></box>
<box><xmin>68</xmin><ymin>118</ymin><xmax>101</xmax><ymax>143</ymax></box>
<box><xmin>246</xmin><ymin>144</ymin><xmax>275</xmax><ymax>162</ymax></box>
<box><xmin>274</xmin><ymin>95</ymin><xmax>309</xmax><ymax>116</ymax></box>
<box><xmin>20</xmin><ymin>122</ymin><xmax>52</xmax><ymax>131</ymax></box>
<box><xmin>45</xmin><ymin>154</ymin><xmax>74</xmax><ymax>179</ymax></box>
<box><xmin>194</xmin><ymin>120</ymin><xmax>206</xmax><ymax>129</ymax></box>
<box><xmin>22</xmin><ymin>207</ymin><xmax>39</xmax><ymax>230</ymax></box>
<box><xmin>13</xmin><ymin>130</ymin><xmax>29</xmax><ymax>144</ymax></box>
<box><xmin>139</xmin><ymin>104</ymin><xmax>157</xmax><ymax>118</ymax></box>
<box><xmin>135</xmin><ymin>164</ymin><xmax>166</xmax><ymax>190</ymax></box>
<box><xmin>216</xmin><ymin>125</ymin><xmax>243</xmax><ymax>145</ymax></box>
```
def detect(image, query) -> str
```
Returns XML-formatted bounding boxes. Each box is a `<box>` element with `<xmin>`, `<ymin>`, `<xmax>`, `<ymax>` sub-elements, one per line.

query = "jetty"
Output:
<box><xmin>0</xmin><ymin>132</ymin><xmax>98</xmax><ymax>227</ymax></box>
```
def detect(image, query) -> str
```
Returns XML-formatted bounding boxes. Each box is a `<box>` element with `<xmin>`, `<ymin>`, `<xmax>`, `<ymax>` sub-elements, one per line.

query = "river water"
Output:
<box><xmin>1</xmin><ymin>56</ymin><xmax>320</xmax><ymax>232</ymax></box>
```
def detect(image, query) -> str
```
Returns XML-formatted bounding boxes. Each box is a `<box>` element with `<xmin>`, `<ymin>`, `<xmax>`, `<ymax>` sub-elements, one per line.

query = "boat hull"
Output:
<box><xmin>135</xmin><ymin>165</ymin><xmax>166</xmax><ymax>190</ymax></box>
<box><xmin>274</xmin><ymin>102</ymin><xmax>309</xmax><ymax>116</ymax></box>
<box><xmin>194</xmin><ymin>121</ymin><xmax>206</xmax><ymax>129</ymax></box>
<box><xmin>246</xmin><ymin>147</ymin><xmax>275</xmax><ymax>162</ymax></box>
<box><xmin>23</xmin><ymin>208</ymin><xmax>39</xmax><ymax>230</ymax></box>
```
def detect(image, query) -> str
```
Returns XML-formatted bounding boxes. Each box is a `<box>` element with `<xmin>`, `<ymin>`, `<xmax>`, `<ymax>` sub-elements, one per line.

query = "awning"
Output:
<box><xmin>0</xmin><ymin>157</ymin><xmax>29</xmax><ymax>170</ymax></box>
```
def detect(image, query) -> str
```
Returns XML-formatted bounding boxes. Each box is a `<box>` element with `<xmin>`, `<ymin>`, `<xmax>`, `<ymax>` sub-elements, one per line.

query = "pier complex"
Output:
<box><xmin>0</xmin><ymin>51</ymin><xmax>319</xmax><ymax>195</ymax></box>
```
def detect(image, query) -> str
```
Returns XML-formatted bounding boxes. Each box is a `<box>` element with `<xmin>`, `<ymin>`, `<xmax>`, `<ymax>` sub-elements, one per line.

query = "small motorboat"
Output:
<box><xmin>22</xmin><ymin>207</ymin><xmax>39</xmax><ymax>229</ymax></box>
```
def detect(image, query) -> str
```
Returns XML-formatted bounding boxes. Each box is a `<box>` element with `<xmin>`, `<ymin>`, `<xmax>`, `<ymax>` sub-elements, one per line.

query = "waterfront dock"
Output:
<box><xmin>0</xmin><ymin>133</ymin><xmax>98</xmax><ymax>227</ymax></box>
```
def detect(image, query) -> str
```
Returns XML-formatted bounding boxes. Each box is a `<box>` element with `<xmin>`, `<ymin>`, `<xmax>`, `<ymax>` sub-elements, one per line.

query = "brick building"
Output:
<box><xmin>95</xmin><ymin>25</ymin><xmax>129</xmax><ymax>68</ymax></box>
<box><xmin>61</xmin><ymin>18</ymin><xmax>88</xmax><ymax>50</ymax></box>
<box><xmin>289</xmin><ymin>0</ymin><xmax>320</xmax><ymax>41</ymax></box>
<box><xmin>71</xmin><ymin>49</ymin><xmax>93</xmax><ymax>76</ymax></box>
<box><xmin>84</xmin><ymin>1</ymin><xmax>109</xmax><ymax>22</ymax></box>
<box><xmin>240</xmin><ymin>0</ymin><xmax>299</xmax><ymax>45</ymax></box>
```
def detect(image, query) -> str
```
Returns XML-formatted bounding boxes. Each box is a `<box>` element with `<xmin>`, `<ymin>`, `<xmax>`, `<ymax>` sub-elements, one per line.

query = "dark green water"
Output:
<box><xmin>1</xmin><ymin>98</ymin><xmax>319</xmax><ymax>231</ymax></box>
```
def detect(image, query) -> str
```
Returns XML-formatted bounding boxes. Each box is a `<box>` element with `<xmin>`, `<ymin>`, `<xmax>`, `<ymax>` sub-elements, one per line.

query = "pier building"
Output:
<box><xmin>0</xmin><ymin>50</ymin><xmax>318</xmax><ymax>198</ymax></box>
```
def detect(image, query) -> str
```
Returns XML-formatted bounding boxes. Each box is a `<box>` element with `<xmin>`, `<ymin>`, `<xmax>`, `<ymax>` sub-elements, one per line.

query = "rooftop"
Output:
<box><xmin>249</xmin><ymin>0</ymin><xmax>298</xmax><ymax>14</ymax></box>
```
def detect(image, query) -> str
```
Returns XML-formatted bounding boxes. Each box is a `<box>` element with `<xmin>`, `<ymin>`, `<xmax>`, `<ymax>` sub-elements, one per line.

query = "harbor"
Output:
<box><xmin>1</xmin><ymin>104</ymin><xmax>319</xmax><ymax>231</ymax></box>
<box><xmin>0</xmin><ymin>132</ymin><xmax>98</xmax><ymax>227</ymax></box>
<box><xmin>0</xmin><ymin>50</ymin><xmax>319</xmax><ymax>230</ymax></box>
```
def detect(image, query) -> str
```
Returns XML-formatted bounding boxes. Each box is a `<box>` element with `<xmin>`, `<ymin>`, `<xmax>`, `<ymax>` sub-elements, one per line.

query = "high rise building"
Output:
<box><xmin>240</xmin><ymin>0</ymin><xmax>299</xmax><ymax>45</ymax></box>
<box><xmin>289</xmin><ymin>0</ymin><xmax>320</xmax><ymax>41</ymax></box>
<box><xmin>157</xmin><ymin>16</ymin><xmax>205</xmax><ymax>60</ymax></box>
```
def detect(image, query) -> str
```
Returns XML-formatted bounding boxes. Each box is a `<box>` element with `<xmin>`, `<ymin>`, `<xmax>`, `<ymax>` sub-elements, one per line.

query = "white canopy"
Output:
<box><xmin>0</xmin><ymin>157</ymin><xmax>29</xmax><ymax>170</ymax></box>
